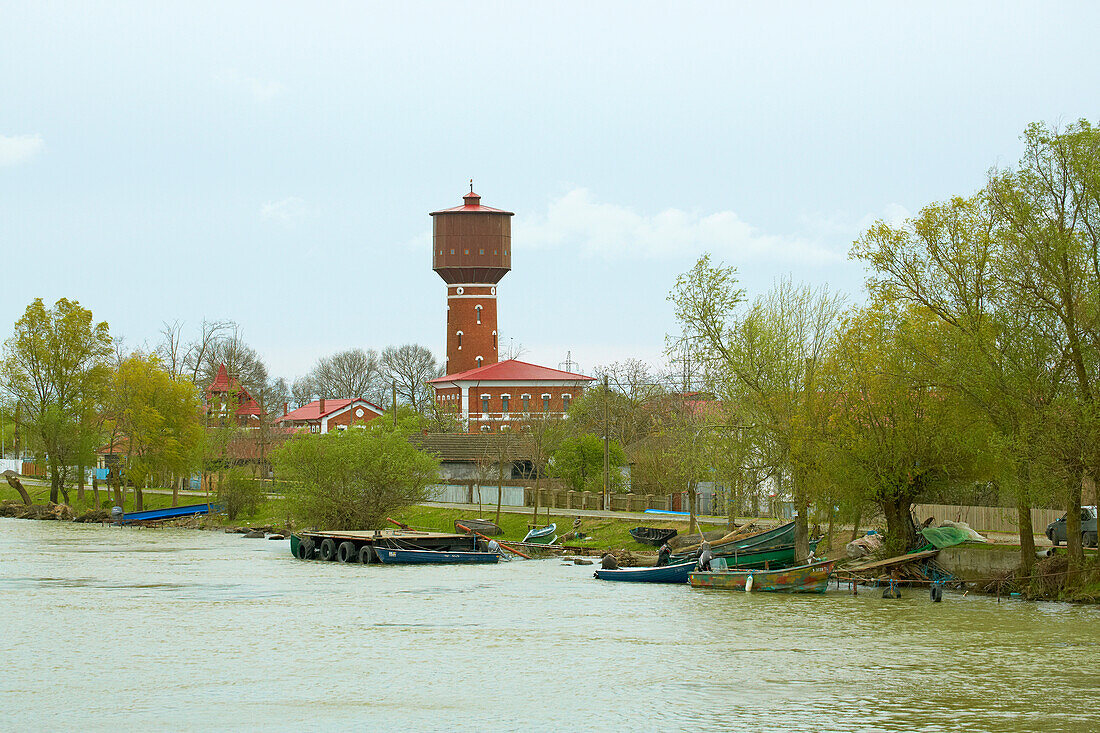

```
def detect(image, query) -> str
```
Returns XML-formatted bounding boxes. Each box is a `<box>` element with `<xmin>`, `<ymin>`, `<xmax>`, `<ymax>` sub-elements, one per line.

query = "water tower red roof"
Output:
<box><xmin>430</xmin><ymin>190</ymin><xmax>514</xmax><ymax>216</ymax></box>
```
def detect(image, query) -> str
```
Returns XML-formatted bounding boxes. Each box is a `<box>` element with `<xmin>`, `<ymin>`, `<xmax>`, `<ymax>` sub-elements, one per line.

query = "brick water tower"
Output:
<box><xmin>431</xmin><ymin>185</ymin><xmax>514</xmax><ymax>375</ymax></box>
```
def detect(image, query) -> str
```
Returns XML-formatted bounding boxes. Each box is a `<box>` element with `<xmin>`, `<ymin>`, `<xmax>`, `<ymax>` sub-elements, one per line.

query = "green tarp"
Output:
<box><xmin>918</xmin><ymin>526</ymin><xmax>973</xmax><ymax>550</ymax></box>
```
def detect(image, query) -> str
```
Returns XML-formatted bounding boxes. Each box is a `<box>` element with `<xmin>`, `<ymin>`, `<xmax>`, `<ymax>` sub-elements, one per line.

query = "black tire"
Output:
<box><xmin>319</xmin><ymin>538</ymin><xmax>338</xmax><ymax>561</ymax></box>
<box><xmin>358</xmin><ymin>545</ymin><xmax>374</xmax><ymax>564</ymax></box>
<box><xmin>1083</xmin><ymin>532</ymin><xmax>1097</xmax><ymax>549</ymax></box>
<box><xmin>296</xmin><ymin>538</ymin><xmax>315</xmax><ymax>560</ymax></box>
<box><xmin>337</xmin><ymin>541</ymin><xmax>358</xmax><ymax>563</ymax></box>
<box><xmin>1051</xmin><ymin>535</ymin><xmax>1060</xmax><ymax>547</ymax></box>
<box><xmin>930</xmin><ymin>583</ymin><xmax>942</xmax><ymax>602</ymax></box>
<box><xmin>882</xmin><ymin>587</ymin><xmax>902</xmax><ymax>599</ymax></box>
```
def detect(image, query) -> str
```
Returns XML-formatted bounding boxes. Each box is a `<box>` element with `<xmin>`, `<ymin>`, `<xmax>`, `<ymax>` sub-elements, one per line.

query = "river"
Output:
<box><xmin>0</xmin><ymin>518</ymin><xmax>1097</xmax><ymax>732</ymax></box>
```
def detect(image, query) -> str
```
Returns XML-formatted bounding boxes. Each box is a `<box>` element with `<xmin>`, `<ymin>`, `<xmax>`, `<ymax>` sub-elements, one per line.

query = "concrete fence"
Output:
<box><xmin>912</xmin><ymin>503</ymin><xmax>1063</xmax><ymax>535</ymax></box>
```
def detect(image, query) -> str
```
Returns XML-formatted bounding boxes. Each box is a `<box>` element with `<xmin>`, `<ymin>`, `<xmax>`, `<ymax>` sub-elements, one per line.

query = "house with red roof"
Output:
<box><xmin>430</xmin><ymin>359</ymin><xmax>594</xmax><ymax>433</ymax></box>
<box><xmin>274</xmin><ymin>397</ymin><xmax>385</xmax><ymax>434</ymax></box>
<box><xmin>205</xmin><ymin>364</ymin><xmax>263</xmax><ymax>426</ymax></box>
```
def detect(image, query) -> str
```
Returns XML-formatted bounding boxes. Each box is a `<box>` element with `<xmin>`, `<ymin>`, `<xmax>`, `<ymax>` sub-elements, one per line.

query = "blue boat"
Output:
<box><xmin>593</xmin><ymin>560</ymin><xmax>697</xmax><ymax>583</ymax></box>
<box><xmin>120</xmin><ymin>502</ymin><xmax>222</xmax><ymax>524</ymax></box>
<box><xmin>373</xmin><ymin>547</ymin><xmax>500</xmax><ymax>564</ymax></box>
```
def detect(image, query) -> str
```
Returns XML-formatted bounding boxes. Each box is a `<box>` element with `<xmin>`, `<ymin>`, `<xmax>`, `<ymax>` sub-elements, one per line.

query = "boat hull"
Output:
<box><xmin>671</xmin><ymin>521</ymin><xmax>799</xmax><ymax>561</ymax></box>
<box><xmin>689</xmin><ymin>560</ymin><xmax>836</xmax><ymax>593</ymax></box>
<box><xmin>374</xmin><ymin>547</ymin><xmax>500</xmax><ymax>564</ymax></box>
<box><xmin>709</xmin><ymin>540</ymin><xmax>820</xmax><ymax>570</ymax></box>
<box><xmin>120</xmin><ymin>502</ymin><xmax>220</xmax><ymax>524</ymax></box>
<box><xmin>594</xmin><ymin>560</ymin><xmax>696</xmax><ymax>583</ymax></box>
<box><xmin>454</xmin><ymin>518</ymin><xmax>503</xmax><ymax>536</ymax></box>
<box><xmin>522</xmin><ymin>524</ymin><xmax>557</xmax><ymax>544</ymax></box>
<box><xmin>629</xmin><ymin>527</ymin><xmax>678</xmax><ymax>547</ymax></box>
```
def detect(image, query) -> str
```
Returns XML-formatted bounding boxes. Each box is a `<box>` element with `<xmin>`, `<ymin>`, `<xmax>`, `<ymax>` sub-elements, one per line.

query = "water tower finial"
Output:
<box><xmin>469</xmin><ymin>178</ymin><xmax>474</xmax><ymax>193</ymax></box>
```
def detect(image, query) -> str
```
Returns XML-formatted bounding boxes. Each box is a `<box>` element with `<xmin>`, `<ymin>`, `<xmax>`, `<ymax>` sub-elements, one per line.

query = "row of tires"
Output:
<box><xmin>296</xmin><ymin>538</ymin><xmax>375</xmax><ymax>563</ymax></box>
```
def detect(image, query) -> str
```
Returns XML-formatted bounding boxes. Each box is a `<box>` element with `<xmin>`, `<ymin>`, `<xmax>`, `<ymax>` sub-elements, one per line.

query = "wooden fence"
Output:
<box><xmin>912</xmin><ymin>503</ymin><xmax>1063</xmax><ymax>535</ymax></box>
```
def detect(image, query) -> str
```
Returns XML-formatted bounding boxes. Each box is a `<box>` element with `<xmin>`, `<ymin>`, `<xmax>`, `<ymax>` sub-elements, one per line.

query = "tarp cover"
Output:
<box><xmin>918</xmin><ymin>526</ymin><xmax>975</xmax><ymax>549</ymax></box>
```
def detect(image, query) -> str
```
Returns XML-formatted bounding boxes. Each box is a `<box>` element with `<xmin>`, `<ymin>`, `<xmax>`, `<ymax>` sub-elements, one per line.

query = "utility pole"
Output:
<box><xmin>603</xmin><ymin>374</ymin><xmax>610</xmax><ymax>511</ymax></box>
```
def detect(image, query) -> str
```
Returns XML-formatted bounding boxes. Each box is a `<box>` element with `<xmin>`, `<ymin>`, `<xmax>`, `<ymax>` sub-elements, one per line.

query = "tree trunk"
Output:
<box><xmin>172</xmin><ymin>476</ymin><xmax>179</xmax><ymax>507</ymax></box>
<box><xmin>49</xmin><ymin>459</ymin><xmax>60</xmax><ymax>504</ymax></box>
<box><xmin>1016</xmin><ymin>499</ymin><xmax>1035</xmax><ymax>577</ymax></box>
<box><xmin>135</xmin><ymin>480</ymin><xmax>144</xmax><ymax>511</ymax></box>
<box><xmin>77</xmin><ymin>463</ymin><xmax>85</xmax><ymax>502</ymax></box>
<box><xmin>881</xmin><ymin>494</ymin><xmax>917</xmax><ymax>555</ymax></box>
<box><xmin>5</xmin><ymin>475</ymin><xmax>32</xmax><ymax>505</ymax></box>
<box><xmin>1065</xmin><ymin>474</ymin><xmax>1084</xmax><ymax>568</ymax></box>
<box><xmin>849</xmin><ymin>507</ymin><xmax>862</xmax><ymax>541</ymax></box>
<box><xmin>792</xmin><ymin>473</ymin><xmax>809</xmax><ymax>561</ymax></box>
<box><xmin>91</xmin><ymin>475</ymin><xmax>101</xmax><ymax>507</ymax></box>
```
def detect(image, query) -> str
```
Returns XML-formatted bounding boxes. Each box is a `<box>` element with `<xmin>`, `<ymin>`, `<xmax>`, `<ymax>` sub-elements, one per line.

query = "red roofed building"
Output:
<box><xmin>430</xmin><ymin>359</ymin><xmax>594</xmax><ymax>433</ymax></box>
<box><xmin>205</xmin><ymin>364</ymin><xmax>263</xmax><ymax>426</ymax></box>
<box><xmin>274</xmin><ymin>397</ymin><xmax>385</xmax><ymax>434</ymax></box>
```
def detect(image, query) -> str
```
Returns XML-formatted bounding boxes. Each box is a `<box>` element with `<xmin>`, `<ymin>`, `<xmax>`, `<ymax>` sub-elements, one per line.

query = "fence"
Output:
<box><xmin>0</xmin><ymin>459</ymin><xmax>23</xmax><ymax>475</ymax></box>
<box><xmin>912</xmin><ymin>503</ymin><xmax>1064</xmax><ymax>535</ymax></box>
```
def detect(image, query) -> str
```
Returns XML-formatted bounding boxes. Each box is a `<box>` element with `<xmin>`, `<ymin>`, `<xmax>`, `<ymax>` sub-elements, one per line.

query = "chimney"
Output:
<box><xmin>318</xmin><ymin>397</ymin><xmax>325</xmax><ymax>415</ymax></box>
<box><xmin>283</xmin><ymin>402</ymin><xmax>288</xmax><ymax>416</ymax></box>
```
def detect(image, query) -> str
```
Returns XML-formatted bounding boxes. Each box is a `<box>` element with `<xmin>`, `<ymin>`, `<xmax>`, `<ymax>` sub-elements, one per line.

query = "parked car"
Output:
<box><xmin>1046</xmin><ymin>506</ymin><xmax>1098</xmax><ymax>547</ymax></box>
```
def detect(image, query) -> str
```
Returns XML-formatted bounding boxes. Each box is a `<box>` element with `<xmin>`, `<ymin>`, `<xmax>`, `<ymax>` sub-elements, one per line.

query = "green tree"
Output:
<box><xmin>108</xmin><ymin>353</ymin><xmax>204</xmax><ymax>510</ymax></box>
<box><xmin>274</xmin><ymin>429</ymin><xmax>439</xmax><ymax>529</ymax></box>
<box><xmin>551</xmin><ymin>434</ymin><xmax>626</xmax><ymax>493</ymax></box>
<box><xmin>1</xmin><ymin>298</ymin><xmax>111</xmax><ymax>503</ymax></box>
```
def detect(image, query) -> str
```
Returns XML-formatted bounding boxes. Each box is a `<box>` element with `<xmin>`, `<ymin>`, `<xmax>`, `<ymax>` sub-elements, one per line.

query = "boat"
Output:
<box><xmin>689</xmin><ymin>559</ymin><xmax>836</xmax><ymax>593</ymax></box>
<box><xmin>670</xmin><ymin>521</ymin><xmax>800</xmax><ymax>561</ymax></box>
<box><xmin>522</xmin><ymin>523</ymin><xmax>557</xmax><ymax>544</ymax></box>
<box><xmin>628</xmin><ymin>526</ymin><xmax>678</xmax><ymax>547</ymax></box>
<box><xmin>705</xmin><ymin>540</ymin><xmax>819</xmax><ymax>571</ymax></box>
<box><xmin>593</xmin><ymin>560</ymin><xmax>696</xmax><ymax>583</ymax></box>
<box><xmin>373</xmin><ymin>547</ymin><xmax>500</xmax><ymax>564</ymax></box>
<box><xmin>120</xmin><ymin>502</ymin><xmax>223</xmax><ymax>524</ymax></box>
<box><xmin>454</xmin><ymin>518</ymin><xmax>503</xmax><ymax>536</ymax></box>
<box><xmin>666</xmin><ymin>528</ymin><xmax>728</xmax><ymax>549</ymax></box>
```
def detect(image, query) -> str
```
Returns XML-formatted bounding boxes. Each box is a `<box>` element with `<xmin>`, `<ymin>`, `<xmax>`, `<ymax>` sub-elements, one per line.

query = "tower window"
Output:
<box><xmin>450</xmin><ymin>249</ymin><xmax>455</xmax><ymax>255</ymax></box>
<box><xmin>464</xmin><ymin>250</ymin><xmax>469</xmax><ymax>255</ymax></box>
<box><xmin>493</xmin><ymin>332</ymin><xmax>497</xmax><ymax>349</ymax></box>
<box><xmin>475</xmin><ymin>305</ymin><xmax>482</xmax><ymax>324</ymax></box>
<box><xmin>456</xmin><ymin>331</ymin><xmax>463</xmax><ymax>349</ymax></box>
<box><xmin>479</xmin><ymin>249</ymin><xmax>484</xmax><ymax>255</ymax></box>
<box><xmin>476</xmin><ymin>356</ymin><xmax>483</xmax><ymax>367</ymax></box>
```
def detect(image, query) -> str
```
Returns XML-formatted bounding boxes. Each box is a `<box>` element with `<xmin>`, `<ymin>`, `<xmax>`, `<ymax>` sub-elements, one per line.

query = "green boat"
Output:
<box><xmin>290</xmin><ymin>533</ymin><xmax>300</xmax><ymax>557</ymax></box>
<box><xmin>707</xmin><ymin>540</ymin><xmax>820</xmax><ymax>571</ymax></box>
<box><xmin>522</xmin><ymin>523</ymin><xmax>557</xmax><ymax>544</ymax></box>
<box><xmin>670</xmin><ymin>521</ymin><xmax>803</xmax><ymax>562</ymax></box>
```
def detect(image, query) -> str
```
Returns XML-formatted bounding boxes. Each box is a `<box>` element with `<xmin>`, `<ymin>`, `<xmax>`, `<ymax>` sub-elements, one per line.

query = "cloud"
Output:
<box><xmin>217</xmin><ymin>70</ymin><xmax>285</xmax><ymax>101</ymax></box>
<box><xmin>514</xmin><ymin>188</ymin><xmax>840</xmax><ymax>263</ymax></box>
<box><xmin>0</xmin><ymin>133</ymin><xmax>44</xmax><ymax>166</ymax></box>
<box><xmin>261</xmin><ymin>196</ymin><xmax>308</xmax><ymax>223</ymax></box>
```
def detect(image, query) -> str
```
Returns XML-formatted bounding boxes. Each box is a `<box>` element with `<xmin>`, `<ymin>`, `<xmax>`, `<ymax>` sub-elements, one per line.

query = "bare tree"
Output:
<box><xmin>156</xmin><ymin>320</ymin><xmax>186</xmax><ymax>379</ymax></box>
<box><xmin>183</xmin><ymin>319</ymin><xmax>235</xmax><ymax>386</ymax></box>
<box><xmin>382</xmin><ymin>344</ymin><xmax>443</xmax><ymax>413</ymax></box>
<box><xmin>308</xmin><ymin>348</ymin><xmax>384</xmax><ymax>401</ymax></box>
<box><xmin>291</xmin><ymin>375</ymin><xmax>318</xmax><ymax>408</ymax></box>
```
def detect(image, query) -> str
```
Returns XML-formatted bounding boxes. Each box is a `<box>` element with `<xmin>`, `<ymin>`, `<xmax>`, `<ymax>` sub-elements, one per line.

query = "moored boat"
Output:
<box><xmin>373</xmin><ymin>547</ymin><xmax>500</xmax><ymax>564</ymax></box>
<box><xmin>708</xmin><ymin>540</ymin><xmax>820</xmax><ymax>571</ymax></box>
<box><xmin>628</xmin><ymin>526</ymin><xmax>678</xmax><ymax>547</ymax></box>
<box><xmin>670</xmin><ymin>521</ymin><xmax>800</xmax><ymax>561</ymax></box>
<box><xmin>689</xmin><ymin>559</ymin><xmax>836</xmax><ymax>593</ymax></box>
<box><xmin>454</xmin><ymin>518</ymin><xmax>503</xmax><ymax>536</ymax></box>
<box><xmin>594</xmin><ymin>560</ymin><xmax>696</xmax><ymax>583</ymax></box>
<box><xmin>522</xmin><ymin>523</ymin><xmax>557</xmax><ymax>544</ymax></box>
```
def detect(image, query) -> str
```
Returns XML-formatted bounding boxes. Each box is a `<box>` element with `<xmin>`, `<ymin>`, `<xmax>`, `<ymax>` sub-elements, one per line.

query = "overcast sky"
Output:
<box><xmin>2</xmin><ymin>2</ymin><xmax>1098</xmax><ymax>381</ymax></box>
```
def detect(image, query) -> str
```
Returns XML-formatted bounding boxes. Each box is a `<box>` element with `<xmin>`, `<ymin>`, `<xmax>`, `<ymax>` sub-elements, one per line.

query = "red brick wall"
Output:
<box><xmin>326</xmin><ymin>406</ymin><xmax>381</xmax><ymax>430</ymax></box>
<box><xmin>446</xmin><ymin>284</ymin><xmax>498</xmax><ymax>374</ymax></box>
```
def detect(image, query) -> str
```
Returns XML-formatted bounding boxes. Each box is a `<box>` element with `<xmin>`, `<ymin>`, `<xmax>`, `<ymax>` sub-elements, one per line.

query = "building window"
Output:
<box><xmin>563</xmin><ymin>394</ymin><xmax>571</xmax><ymax>411</ymax></box>
<box><xmin>456</xmin><ymin>331</ymin><xmax>462</xmax><ymax>349</ymax></box>
<box><xmin>476</xmin><ymin>356</ymin><xmax>483</xmax><ymax>367</ymax></box>
<box><xmin>450</xmin><ymin>249</ymin><xmax>455</xmax><ymax>255</ymax></box>
<box><xmin>464</xmin><ymin>249</ymin><xmax>469</xmax><ymax>255</ymax></box>
<box><xmin>501</xmin><ymin>395</ymin><xmax>509</xmax><ymax>415</ymax></box>
<box><xmin>480</xmin><ymin>425</ymin><xmax>491</xmax><ymax>433</ymax></box>
<box><xmin>522</xmin><ymin>394</ymin><xmax>530</xmax><ymax>412</ymax></box>
<box><xmin>479</xmin><ymin>249</ymin><xmax>484</xmax><ymax>255</ymax></box>
<box><xmin>493</xmin><ymin>331</ymin><xmax>497</xmax><ymax>349</ymax></box>
<box><xmin>542</xmin><ymin>394</ymin><xmax>551</xmax><ymax>411</ymax></box>
<box><xmin>475</xmin><ymin>305</ymin><xmax>482</xmax><ymax>324</ymax></box>
<box><xmin>481</xmin><ymin>395</ymin><xmax>489</xmax><ymax>415</ymax></box>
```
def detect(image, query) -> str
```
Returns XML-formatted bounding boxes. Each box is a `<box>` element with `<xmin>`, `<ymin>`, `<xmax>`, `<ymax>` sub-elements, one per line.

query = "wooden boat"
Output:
<box><xmin>628</xmin><ymin>526</ymin><xmax>678</xmax><ymax>547</ymax></box>
<box><xmin>594</xmin><ymin>560</ymin><xmax>696</xmax><ymax>583</ymax></box>
<box><xmin>670</xmin><ymin>521</ymin><xmax>799</xmax><ymax>561</ymax></box>
<box><xmin>454</xmin><ymin>518</ymin><xmax>503</xmax><ymax>536</ymax></box>
<box><xmin>667</xmin><ymin>528</ymin><xmax>727</xmax><ymax>550</ymax></box>
<box><xmin>689</xmin><ymin>559</ymin><xmax>836</xmax><ymax>593</ymax></box>
<box><xmin>120</xmin><ymin>502</ymin><xmax>222</xmax><ymax>524</ymax></box>
<box><xmin>522</xmin><ymin>523</ymin><xmax>557</xmax><ymax>544</ymax></box>
<box><xmin>706</xmin><ymin>540</ymin><xmax>819</xmax><ymax>571</ymax></box>
<box><xmin>373</xmin><ymin>547</ymin><xmax>500</xmax><ymax>564</ymax></box>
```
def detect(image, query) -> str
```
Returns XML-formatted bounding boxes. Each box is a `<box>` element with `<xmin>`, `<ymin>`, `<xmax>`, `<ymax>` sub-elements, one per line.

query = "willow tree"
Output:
<box><xmin>1</xmin><ymin>298</ymin><xmax>111</xmax><ymax>504</ymax></box>
<box><xmin>671</xmin><ymin>259</ymin><xmax>844</xmax><ymax>559</ymax></box>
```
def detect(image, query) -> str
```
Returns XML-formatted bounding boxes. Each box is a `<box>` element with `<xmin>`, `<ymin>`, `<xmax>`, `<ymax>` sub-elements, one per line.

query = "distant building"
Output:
<box><xmin>274</xmin><ymin>397</ymin><xmax>385</xmax><ymax>434</ymax></box>
<box><xmin>430</xmin><ymin>358</ymin><xmax>593</xmax><ymax>433</ymax></box>
<box><xmin>426</xmin><ymin>189</ymin><xmax>594</xmax><ymax>433</ymax></box>
<box><xmin>205</xmin><ymin>364</ymin><xmax>263</xmax><ymax>426</ymax></box>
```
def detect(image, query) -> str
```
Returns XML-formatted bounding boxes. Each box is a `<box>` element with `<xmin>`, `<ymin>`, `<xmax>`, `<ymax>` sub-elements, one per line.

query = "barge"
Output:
<box><xmin>292</xmin><ymin>529</ymin><xmax>479</xmax><ymax>564</ymax></box>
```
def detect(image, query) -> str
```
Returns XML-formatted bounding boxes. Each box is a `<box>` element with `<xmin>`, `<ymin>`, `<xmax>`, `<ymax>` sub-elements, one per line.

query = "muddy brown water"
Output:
<box><xmin>1</xmin><ymin>518</ymin><xmax>1097</xmax><ymax>731</ymax></box>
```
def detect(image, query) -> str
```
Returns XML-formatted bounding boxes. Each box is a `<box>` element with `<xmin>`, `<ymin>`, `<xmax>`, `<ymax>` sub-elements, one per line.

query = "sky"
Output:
<box><xmin>2</xmin><ymin>1</ymin><xmax>1098</xmax><ymax>382</ymax></box>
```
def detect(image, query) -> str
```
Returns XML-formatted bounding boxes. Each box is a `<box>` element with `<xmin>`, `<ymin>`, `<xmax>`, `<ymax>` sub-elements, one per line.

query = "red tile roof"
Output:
<box><xmin>430</xmin><ymin>359</ymin><xmax>594</xmax><ymax>384</ymax></box>
<box><xmin>274</xmin><ymin>398</ymin><xmax>383</xmax><ymax>423</ymax></box>
<box><xmin>430</xmin><ymin>191</ymin><xmax>514</xmax><ymax>216</ymax></box>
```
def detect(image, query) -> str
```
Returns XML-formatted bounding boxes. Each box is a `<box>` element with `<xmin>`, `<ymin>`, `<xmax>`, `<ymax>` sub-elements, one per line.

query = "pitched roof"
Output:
<box><xmin>274</xmin><ymin>398</ymin><xmax>383</xmax><ymax>423</ymax></box>
<box><xmin>408</xmin><ymin>433</ymin><xmax>533</xmax><ymax>462</ymax></box>
<box><xmin>430</xmin><ymin>191</ymin><xmax>514</xmax><ymax>216</ymax></box>
<box><xmin>206</xmin><ymin>364</ymin><xmax>262</xmax><ymax>417</ymax></box>
<box><xmin>430</xmin><ymin>358</ymin><xmax>594</xmax><ymax>384</ymax></box>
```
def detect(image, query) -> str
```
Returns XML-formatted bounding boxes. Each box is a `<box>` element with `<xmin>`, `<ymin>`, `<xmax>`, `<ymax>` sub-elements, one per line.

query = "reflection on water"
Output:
<box><xmin>1</xmin><ymin>518</ymin><xmax>1098</xmax><ymax>732</ymax></box>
